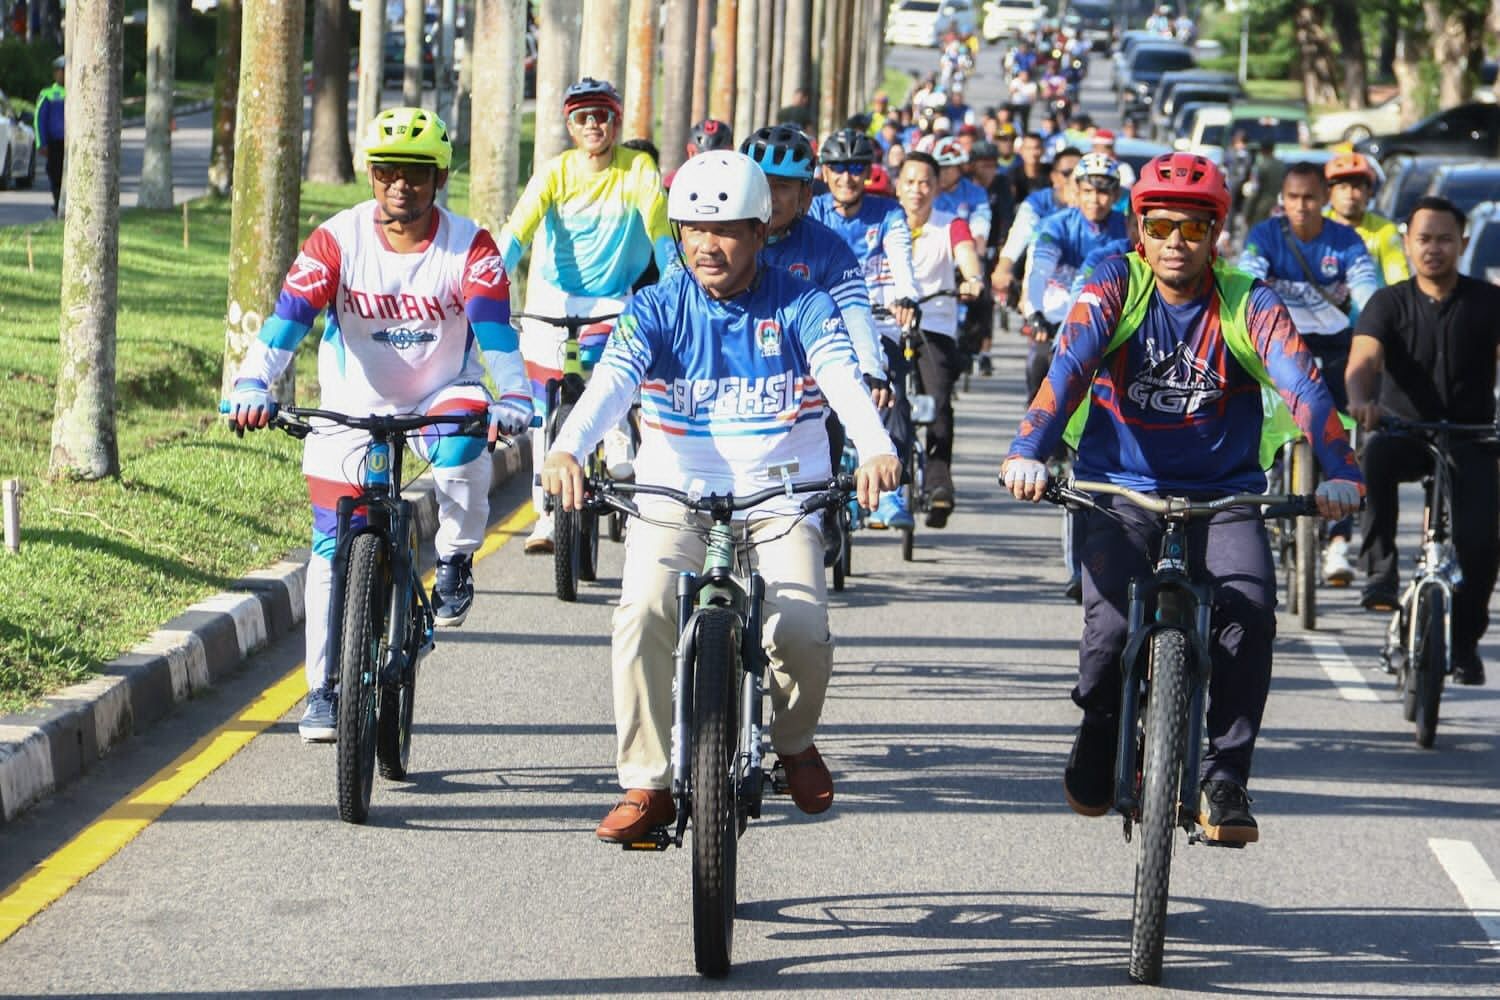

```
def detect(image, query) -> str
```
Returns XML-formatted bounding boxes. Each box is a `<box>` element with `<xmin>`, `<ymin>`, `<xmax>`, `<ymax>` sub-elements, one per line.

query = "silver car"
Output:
<box><xmin>0</xmin><ymin>87</ymin><xmax>38</xmax><ymax>191</ymax></box>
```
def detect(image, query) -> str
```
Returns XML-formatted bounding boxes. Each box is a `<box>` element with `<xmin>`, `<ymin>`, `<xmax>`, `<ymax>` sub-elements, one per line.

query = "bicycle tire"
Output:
<box><xmin>840</xmin><ymin>510</ymin><xmax>853</xmax><ymax>581</ymax></box>
<box><xmin>609</xmin><ymin>510</ymin><xmax>625</xmax><ymax>543</ymax></box>
<box><xmin>578</xmin><ymin>508</ymin><xmax>600</xmax><ymax>582</ymax></box>
<box><xmin>337</xmin><ymin>534</ymin><xmax>385</xmax><ymax>824</ymax></box>
<box><xmin>1129</xmin><ymin>628</ymin><xmax>1191</xmax><ymax>985</ymax></box>
<box><xmin>1412</xmin><ymin>586</ymin><xmax>1446</xmax><ymax>748</ymax></box>
<box><xmin>1293</xmin><ymin>441</ymin><xmax>1318</xmax><ymax>631</ymax></box>
<box><xmin>691</xmin><ymin>607</ymin><xmax>742</xmax><ymax>978</ymax></box>
<box><xmin>902</xmin><ymin>454</ymin><xmax>918</xmax><ymax>563</ymax></box>
<box><xmin>554</xmin><ymin>509</ymin><xmax>581</xmax><ymax>602</ymax></box>
<box><xmin>376</xmin><ymin>582</ymin><xmax>419</xmax><ymax>781</ymax></box>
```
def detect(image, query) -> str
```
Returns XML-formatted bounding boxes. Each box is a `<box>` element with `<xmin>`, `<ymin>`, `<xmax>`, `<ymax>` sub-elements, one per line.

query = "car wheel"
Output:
<box><xmin>1344</xmin><ymin>125</ymin><xmax>1372</xmax><ymax>144</ymax></box>
<box><xmin>0</xmin><ymin>147</ymin><xmax>12</xmax><ymax>192</ymax></box>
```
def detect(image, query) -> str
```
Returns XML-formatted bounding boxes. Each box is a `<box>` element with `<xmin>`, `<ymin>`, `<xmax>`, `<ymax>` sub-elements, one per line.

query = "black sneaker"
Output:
<box><xmin>1361</xmin><ymin>581</ymin><xmax>1400</xmax><ymax>613</ymax></box>
<box><xmin>925</xmin><ymin>486</ymin><xmax>955</xmax><ymax>529</ymax></box>
<box><xmin>1197</xmin><ymin>779</ymin><xmax>1259</xmax><ymax>844</ymax></box>
<box><xmin>1063</xmin><ymin>572</ymin><xmax>1083</xmax><ymax>604</ymax></box>
<box><xmin>432</xmin><ymin>554</ymin><xmax>474</xmax><ymax>627</ymax></box>
<box><xmin>978</xmin><ymin>354</ymin><xmax>993</xmax><ymax>377</ymax></box>
<box><xmin>1063</xmin><ymin>718</ymin><xmax>1116</xmax><ymax>817</ymax></box>
<box><xmin>1453</xmin><ymin>648</ymin><xmax>1486</xmax><ymax>686</ymax></box>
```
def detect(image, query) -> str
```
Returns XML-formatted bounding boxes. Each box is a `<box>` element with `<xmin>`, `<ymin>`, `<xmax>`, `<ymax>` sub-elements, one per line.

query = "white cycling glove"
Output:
<box><xmin>228</xmin><ymin>378</ymin><xmax>272</xmax><ymax>432</ymax></box>
<box><xmin>1002</xmin><ymin>457</ymin><xmax>1049</xmax><ymax>491</ymax></box>
<box><xmin>487</xmin><ymin>397</ymin><xmax>533</xmax><ymax>438</ymax></box>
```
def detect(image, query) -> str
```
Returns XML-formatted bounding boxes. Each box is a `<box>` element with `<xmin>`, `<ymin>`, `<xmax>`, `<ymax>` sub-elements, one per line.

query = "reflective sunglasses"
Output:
<box><xmin>370</xmin><ymin>163</ymin><xmax>436</xmax><ymax>186</ymax></box>
<box><xmin>567</xmin><ymin>107</ymin><xmax>617</xmax><ymax>127</ymax></box>
<box><xmin>1141</xmin><ymin>215</ymin><xmax>1214</xmax><ymax>243</ymax></box>
<box><xmin>827</xmin><ymin>162</ymin><xmax>868</xmax><ymax>176</ymax></box>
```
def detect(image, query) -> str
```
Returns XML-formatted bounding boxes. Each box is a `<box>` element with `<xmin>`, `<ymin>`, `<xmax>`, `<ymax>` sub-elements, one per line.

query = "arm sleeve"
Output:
<box><xmin>632</xmin><ymin>155</ymin><xmax>677</xmax><ymax>275</ymax></box>
<box><xmin>1024</xmin><ymin>217</ymin><xmax>1063</xmax><ymax>316</ymax></box>
<box><xmin>966</xmin><ymin>185</ymin><xmax>992</xmax><ymax>247</ymax></box>
<box><xmin>999</xmin><ymin>200</ymin><xmax>1039</xmax><ymax>263</ymax></box>
<box><xmin>1237</xmin><ymin>224</ymin><xmax>1271</xmax><ymax>281</ymax></box>
<box><xmin>1007</xmin><ymin>257</ymin><xmax>1128</xmax><ymax>461</ymax></box>
<box><xmin>549</xmin><ymin>301</ymin><xmax>653</xmax><ymax>462</ymax></box>
<box><xmin>881</xmin><ymin>207</ymin><xmax>921</xmax><ymax>301</ymax></box>
<box><xmin>496</xmin><ymin>166</ymin><xmax>554</xmax><ymax>275</ymax></box>
<box><xmin>828</xmin><ymin>256</ymin><xmax>887</xmax><ymax>378</ymax></box>
<box><xmin>1344</xmin><ymin>243</ymin><xmax>1380</xmax><ymax>314</ymax></box>
<box><xmin>461</xmin><ymin>230</ymin><xmax>530</xmax><ymax>408</ymax></box>
<box><xmin>1249</xmin><ymin>284</ymin><xmax>1362</xmax><ymax>484</ymax></box>
<box><xmin>234</xmin><ymin>226</ymin><xmax>341</xmax><ymax>386</ymax></box>
<box><xmin>799</xmin><ymin>292</ymin><xmax>896</xmax><ymax>460</ymax></box>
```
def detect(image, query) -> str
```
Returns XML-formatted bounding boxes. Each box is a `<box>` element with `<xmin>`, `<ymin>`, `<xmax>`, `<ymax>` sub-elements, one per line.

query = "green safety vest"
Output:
<box><xmin>1061</xmin><ymin>252</ymin><xmax>1301</xmax><ymax>471</ymax></box>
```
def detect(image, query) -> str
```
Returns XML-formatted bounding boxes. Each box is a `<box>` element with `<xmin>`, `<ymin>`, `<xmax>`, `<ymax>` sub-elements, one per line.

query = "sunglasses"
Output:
<box><xmin>1141</xmin><ymin>216</ymin><xmax>1214</xmax><ymax>243</ymax></box>
<box><xmin>567</xmin><ymin>107</ymin><xmax>617</xmax><ymax>127</ymax></box>
<box><xmin>827</xmin><ymin>162</ymin><xmax>868</xmax><ymax>176</ymax></box>
<box><xmin>1077</xmin><ymin>175</ymin><xmax>1120</xmax><ymax>193</ymax></box>
<box><xmin>370</xmin><ymin>163</ymin><xmax>436</xmax><ymax>186</ymax></box>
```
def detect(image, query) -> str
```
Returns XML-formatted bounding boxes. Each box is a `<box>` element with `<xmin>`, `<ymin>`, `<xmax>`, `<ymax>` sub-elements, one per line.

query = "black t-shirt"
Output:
<box><xmin>1354</xmin><ymin>275</ymin><xmax>1500</xmax><ymax>422</ymax></box>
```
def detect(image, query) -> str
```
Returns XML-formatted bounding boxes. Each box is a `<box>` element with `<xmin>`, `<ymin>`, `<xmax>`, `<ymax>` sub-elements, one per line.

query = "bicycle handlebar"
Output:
<box><xmin>219</xmin><ymin>401</ymin><xmax>489</xmax><ymax>440</ymax></box>
<box><xmin>511</xmin><ymin>311</ymin><xmax>622</xmax><ymax>336</ymax></box>
<box><xmin>583</xmin><ymin>473</ymin><xmax>856</xmax><ymax>517</ymax></box>
<box><xmin>1040</xmin><ymin>479</ymin><xmax>1320</xmax><ymax>519</ymax></box>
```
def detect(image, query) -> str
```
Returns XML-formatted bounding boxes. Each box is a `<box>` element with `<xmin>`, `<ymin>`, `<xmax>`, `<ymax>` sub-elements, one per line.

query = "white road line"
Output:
<box><xmin>1429</xmin><ymin>838</ymin><xmax>1500</xmax><ymax>952</ymax></box>
<box><xmin>1302</xmin><ymin>633</ymin><xmax>1380</xmax><ymax>701</ymax></box>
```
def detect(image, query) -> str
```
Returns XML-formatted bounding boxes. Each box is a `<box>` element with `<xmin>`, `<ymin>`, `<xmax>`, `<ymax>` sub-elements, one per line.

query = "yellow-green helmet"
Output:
<box><xmin>363</xmin><ymin>107</ymin><xmax>452</xmax><ymax>170</ymax></box>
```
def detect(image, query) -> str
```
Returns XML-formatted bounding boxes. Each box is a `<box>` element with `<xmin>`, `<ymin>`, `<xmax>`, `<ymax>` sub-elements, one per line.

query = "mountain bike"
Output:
<box><xmin>581</xmin><ymin>467</ymin><xmax>854</xmax><ymax>977</ymax></box>
<box><xmin>515</xmin><ymin>308</ymin><xmax>622</xmax><ymax>602</ymax></box>
<box><xmin>1039</xmin><ymin>477</ymin><xmax>1318</xmax><ymax>985</ymax></box>
<box><xmin>242</xmin><ymin>403</ymin><xmax>494</xmax><ymax>824</ymax></box>
<box><xmin>830</xmin><ymin>439</ymin><xmax>860</xmax><ymax>592</ymax></box>
<box><xmin>1374</xmin><ymin>418</ymin><xmax>1499</xmax><ymax>748</ymax></box>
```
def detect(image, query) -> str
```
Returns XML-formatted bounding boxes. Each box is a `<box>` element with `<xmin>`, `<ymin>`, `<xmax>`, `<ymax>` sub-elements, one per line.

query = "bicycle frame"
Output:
<box><xmin>1384</xmin><ymin>427</ymin><xmax>1464</xmax><ymax>678</ymax></box>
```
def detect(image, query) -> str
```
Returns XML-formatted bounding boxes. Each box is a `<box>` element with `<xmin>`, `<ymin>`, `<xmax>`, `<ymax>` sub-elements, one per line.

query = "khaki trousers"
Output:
<box><xmin>610</xmin><ymin>506</ymin><xmax>833</xmax><ymax>790</ymax></box>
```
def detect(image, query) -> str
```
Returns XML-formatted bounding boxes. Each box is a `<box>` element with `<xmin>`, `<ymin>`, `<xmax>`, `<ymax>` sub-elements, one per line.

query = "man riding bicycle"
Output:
<box><xmin>1001</xmin><ymin>153</ymin><xmax>1363</xmax><ymax>842</ymax></box>
<box><xmin>497</xmin><ymin>77</ymin><xmax>674</xmax><ymax>554</ymax></box>
<box><xmin>226</xmin><ymin>107</ymin><xmax>532</xmax><ymax>741</ymax></box>
<box><xmin>1323</xmin><ymin>152</ymin><xmax>1409</xmax><ymax>287</ymax></box>
<box><xmin>1239</xmin><ymin>161</ymin><xmax>1379</xmax><ymax>586</ymax></box>
<box><xmin>539</xmin><ymin>151</ymin><xmax>901</xmax><ymax>843</ymax></box>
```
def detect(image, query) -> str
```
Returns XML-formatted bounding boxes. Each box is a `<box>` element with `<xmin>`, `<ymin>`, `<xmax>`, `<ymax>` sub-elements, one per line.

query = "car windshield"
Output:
<box><xmin>1385</xmin><ymin>163</ymin><xmax>1445</xmax><ymax>220</ymax></box>
<box><xmin>1133</xmin><ymin>49</ymin><xmax>1195</xmax><ymax>74</ymax></box>
<box><xmin>1199</xmin><ymin>124</ymin><xmax>1227</xmax><ymax>147</ymax></box>
<box><xmin>1230</xmin><ymin>117</ymin><xmax>1301</xmax><ymax>146</ymax></box>
<box><xmin>1436</xmin><ymin>173</ymin><xmax>1500</xmax><ymax>215</ymax></box>
<box><xmin>903</xmin><ymin>0</ymin><xmax>941</xmax><ymax>9</ymax></box>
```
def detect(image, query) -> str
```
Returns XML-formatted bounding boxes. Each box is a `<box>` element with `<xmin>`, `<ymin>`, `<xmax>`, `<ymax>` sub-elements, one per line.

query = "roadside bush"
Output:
<box><xmin>0</xmin><ymin>37</ymin><xmax>61</xmax><ymax>106</ymax></box>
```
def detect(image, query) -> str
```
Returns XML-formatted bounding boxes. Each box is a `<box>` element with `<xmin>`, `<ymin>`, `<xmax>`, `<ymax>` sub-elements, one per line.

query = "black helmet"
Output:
<box><xmin>969</xmin><ymin>140</ymin><xmax>1001</xmax><ymax>162</ymax></box>
<box><xmin>819</xmin><ymin>127</ymin><xmax>877</xmax><ymax>165</ymax></box>
<box><xmin>688</xmin><ymin>118</ymin><xmax>735</xmax><ymax>154</ymax></box>
<box><xmin>562</xmin><ymin>77</ymin><xmax>622</xmax><ymax>113</ymax></box>
<box><xmin>740</xmin><ymin>124</ymin><xmax>816</xmax><ymax>180</ymax></box>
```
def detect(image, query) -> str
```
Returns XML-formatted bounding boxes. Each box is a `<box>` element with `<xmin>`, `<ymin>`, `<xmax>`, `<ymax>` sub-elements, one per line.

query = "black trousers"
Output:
<box><xmin>45</xmin><ymin>140</ymin><xmax>63</xmax><ymax>213</ymax></box>
<box><xmin>914</xmin><ymin>331</ymin><xmax>961</xmax><ymax>495</ymax></box>
<box><xmin>1359</xmin><ymin>431</ymin><xmax>1499</xmax><ymax>655</ymax></box>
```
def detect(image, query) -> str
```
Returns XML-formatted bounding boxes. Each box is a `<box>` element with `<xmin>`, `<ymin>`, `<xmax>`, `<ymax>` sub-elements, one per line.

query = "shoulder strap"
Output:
<box><xmin>1277</xmin><ymin>216</ymin><xmax>1348</xmax><ymax>311</ymax></box>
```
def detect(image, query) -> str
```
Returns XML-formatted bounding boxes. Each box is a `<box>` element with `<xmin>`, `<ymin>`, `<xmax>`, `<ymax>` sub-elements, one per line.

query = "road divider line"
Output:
<box><xmin>1302</xmin><ymin>634</ymin><xmax>1379</xmax><ymax>702</ymax></box>
<box><xmin>0</xmin><ymin>498</ymin><xmax>534</xmax><ymax>945</ymax></box>
<box><xmin>1429</xmin><ymin>838</ymin><xmax>1500</xmax><ymax>952</ymax></box>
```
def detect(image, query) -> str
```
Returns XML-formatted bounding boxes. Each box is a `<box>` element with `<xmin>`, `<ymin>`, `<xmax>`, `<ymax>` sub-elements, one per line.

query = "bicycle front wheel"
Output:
<box><xmin>337</xmin><ymin>533</ymin><xmax>387</xmax><ymax>824</ymax></box>
<box><xmin>377</xmin><ymin>582</ymin><xmax>421</xmax><ymax>781</ymax></box>
<box><xmin>690</xmin><ymin>608</ymin><xmax>742</xmax><ymax>977</ymax></box>
<box><xmin>1412</xmin><ymin>585</ymin><xmax>1446</xmax><ymax>748</ymax></box>
<box><xmin>1129</xmin><ymin>628</ymin><xmax>1191</xmax><ymax>985</ymax></box>
<box><xmin>1292</xmin><ymin>441</ymin><xmax>1318</xmax><ymax>630</ymax></box>
<box><xmin>578</xmin><ymin>508</ymin><xmax>600</xmax><ymax>582</ymax></box>
<box><xmin>554</xmin><ymin>509</ymin><xmax>581</xmax><ymax>602</ymax></box>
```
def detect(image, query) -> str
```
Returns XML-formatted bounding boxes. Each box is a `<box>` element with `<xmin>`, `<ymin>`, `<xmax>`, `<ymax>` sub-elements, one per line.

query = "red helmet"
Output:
<box><xmin>866</xmin><ymin>162</ymin><xmax>894</xmax><ymax>197</ymax></box>
<box><xmin>1130</xmin><ymin>153</ymin><xmax>1230</xmax><ymax>224</ymax></box>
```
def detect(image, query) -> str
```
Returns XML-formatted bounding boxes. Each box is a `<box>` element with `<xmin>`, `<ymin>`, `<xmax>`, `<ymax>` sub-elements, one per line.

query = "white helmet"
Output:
<box><xmin>668</xmin><ymin>151</ymin><xmax>772</xmax><ymax>224</ymax></box>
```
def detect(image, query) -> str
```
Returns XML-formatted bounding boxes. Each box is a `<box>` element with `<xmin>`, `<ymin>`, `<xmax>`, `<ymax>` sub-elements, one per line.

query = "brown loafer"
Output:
<box><xmin>594</xmin><ymin>788</ymin><xmax>675</xmax><ymax>843</ymax></box>
<box><xmin>779</xmin><ymin>744</ymin><xmax>834</xmax><ymax>814</ymax></box>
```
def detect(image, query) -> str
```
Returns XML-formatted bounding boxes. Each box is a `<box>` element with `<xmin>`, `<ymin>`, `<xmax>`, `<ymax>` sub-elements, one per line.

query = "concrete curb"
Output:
<box><xmin>0</xmin><ymin>437</ymin><xmax>530</xmax><ymax>826</ymax></box>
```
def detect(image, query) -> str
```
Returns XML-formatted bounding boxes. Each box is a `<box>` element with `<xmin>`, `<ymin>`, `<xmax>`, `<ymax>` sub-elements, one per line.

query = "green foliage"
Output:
<box><xmin>121</xmin><ymin>10</ymin><xmax>220</xmax><ymax>95</ymax></box>
<box><xmin>1198</xmin><ymin>1</ymin><xmax>1296</xmax><ymax>81</ymax></box>
<box><xmin>0</xmin><ymin>37</ymin><xmax>62</xmax><ymax>106</ymax></box>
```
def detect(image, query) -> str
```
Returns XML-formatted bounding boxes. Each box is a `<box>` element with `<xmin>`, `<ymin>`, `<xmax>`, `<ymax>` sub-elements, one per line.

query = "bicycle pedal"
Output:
<box><xmin>619</xmin><ymin>826</ymin><xmax>674</xmax><ymax>852</ymax></box>
<box><xmin>1188</xmin><ymin>830</ymin><xmax>1248</xmax><ymax>849</ymax></box>
<box><xmin>768</xmin><ymin>763</ymin><xmax>790</xmax><ymax>795</ymax></box>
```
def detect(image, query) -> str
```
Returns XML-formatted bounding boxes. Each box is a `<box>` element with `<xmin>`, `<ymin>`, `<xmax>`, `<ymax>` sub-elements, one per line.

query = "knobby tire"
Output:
<box><xmin>1129</xmin><ymin>628</ymin><xmax>1190</xmax><ymax>985</ymax></box>
<box><xmin>376</xmin><ymin>580</ymin><xmax>420</xmax><ymax>781</ymax></box>
<box><xmin>1413</xmin><ymin>586</ymin><xmax>1446</xmax><ymax>748</ymax></box>
<box><xmin>337</xmin><ymin>534</ymin><xmax>386</xmax><ymax>824</ymax></box>
<box><xmin>691</xmin><ymin>608</ymin><xmax>741</xmax><ymax>977</ymax></box>
<box><xmin>554</xmin><ymin>509</ymin><xmax>581</xmax><ymax>602</ymax></box>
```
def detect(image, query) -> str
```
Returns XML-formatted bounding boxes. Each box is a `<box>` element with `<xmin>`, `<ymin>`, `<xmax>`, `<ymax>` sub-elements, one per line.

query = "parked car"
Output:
<box><xmin>1118</xmin><ymin>43</ymin><xmax>1196</xmax><ymax>122</ymax></box>
<box><xmin>1309</xmin><ymin>93</ymin><xmax>1406</xmax><ymax>146</ymax></box>
<box><xmin>1224</xmin><ymin>102</ymin><xmax>1312</xmax><ymax>152</ymax></box>
<box><xmin>1458</xmin><ymin>201</ymin><xmax>1500</xmax><ymax>284</ymax></box>
<box><xmin>1151</xmin><ymin>82</ymin><xmax>1240</xmax><ymax>140</ymax></box>
<box><xmin>1373</xmin><ymin>154</ymin><xmax>1470</xmax><ymax>229</ymax></box>
<box><xmin>1176</xmin><ymin>105</ymin><xmax>1233</xmax><ymax>155</ymax></box>
<box><xmin>1421</xmin><ymin>162</ymin><xmax>1500</xmax><ymax>218</ymax></box>
<box><xmin>1356</xmin><ymin>102</ymin><xmax>1500</xmax><ymax>161</ymax></box>
<box><xmin>1111</xmin><ymin>136</ymin><xmax>1173</xmax><ymax>180</ymax></box>
<box><xmin>1062</xmin><ymin>0</ymin><xmax>1113</xmax><ymax>52</ymax></box>
<box><xmin>1112</xmin><ymin>30</ymin><xmax>1167</xmax><ymax>92</ymax></box>
<box><xmin>0</xmin><ymin>88</ymin><xmax>37</xmax><ymax>191</ymax></box>
<box><xmin>886</xmin><ymin>0</ymin><xmax>979</xmax><ymax>47</ymax></box>
<box><xmin>1169</xmin><ymin>101</ymin><xmax>1225</xmax><ymax>146</ymax></box>
<box><xmin>981</xmin><ymin>0</ymin><xmax>1044</xmax><ymax>41</ymax></box>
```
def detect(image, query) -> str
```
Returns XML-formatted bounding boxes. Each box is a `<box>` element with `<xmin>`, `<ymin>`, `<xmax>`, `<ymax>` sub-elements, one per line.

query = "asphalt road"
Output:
<box><xmin>0</xmin><ymin>44</ymin><xmax>1497</xmax><ymax>998</ymax></box>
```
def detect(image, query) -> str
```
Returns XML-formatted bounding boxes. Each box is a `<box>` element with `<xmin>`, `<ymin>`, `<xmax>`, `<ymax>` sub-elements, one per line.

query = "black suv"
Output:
<box><xmin>1355</xmin><ymin>102</ymin><xmax>1500</xmax><ymax>161</ymax></box>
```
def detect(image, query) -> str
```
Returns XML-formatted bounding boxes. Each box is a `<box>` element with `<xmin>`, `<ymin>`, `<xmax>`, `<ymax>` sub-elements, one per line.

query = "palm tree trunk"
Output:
<box><xmin>659</xmin><ymin>0</ymin><xmax>697</xmax><ymax>173</ymax></box>
<box><xmin>354</xmin><ymin>0</ymin><xmax>382</xmax><ymax>160</ymax></box>
<box><xmin>140</xmin><ymin>0</ymin><xmax>176</xmax><ymax>208</ymax></box>
<box><xmin>533</xmin><ymin>0</ymin><xmax>583</xmax><ymax>169</ymax></box>
<box><xmin>580</xmin><ymin>0</ymin><xmax>628</xmax><ymax>93</ymax></box>
<box><xmin>208</xmin><ymin>0</ymin><xmax>240</xmax><ymax>196</ymax></box>
<box><xmin>690</xmin><ymin>0</ymin><xmax>712</xmax><ymax>125</ymax></box>
<box><xmin>403</xmin><ymin>0</ymin><xmax>424</xmax><ymax>107</ymax></box>
<box><xmin>1423</xmin><ymin>0</ymin><xmax>1483</xmax><ymax>108</ymax></box>
<box><xmin>623</xmin><ymin>0</ymin><xmax>658</xmax><ymax>142</ymax></box>
<box><xmin>710</xmin><ymin>0</ymin><xmax>739</xmax><ymax>124</ymax></box>
<box><xmin>733</xmin><ymin>0</ymin><xmax>756</xmax><ymax>138</ymax></box>
<box><xmin>307</xmin><ymin>0</ymin><xmax>354</xmax><ymax>183</ymax></box>
<box><xmin>468</xmin><ymin>0</ymin><xmax>527</xmax><ymax>233</ymax></box>
<box><xmin>780</xmin><ymin>0</ymin><xmax>811</xmax><ymax>102</ymax></box>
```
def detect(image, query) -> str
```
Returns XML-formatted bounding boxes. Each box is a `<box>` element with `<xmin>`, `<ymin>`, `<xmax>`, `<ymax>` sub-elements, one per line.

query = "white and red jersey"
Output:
<box><xmin>874</xmin><ymin>208</ymin><xmax>972</xmax><ymax>339</ymax></box>
<box><xmin>235</xmin><ymin>200</ymin><xmax>528</xmax><ymax>415</ymax></box>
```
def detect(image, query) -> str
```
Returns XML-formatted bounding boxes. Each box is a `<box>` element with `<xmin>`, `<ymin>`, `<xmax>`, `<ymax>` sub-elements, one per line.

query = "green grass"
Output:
<box><xmin>0</xmin><ymin>136</ymin><xmax>508</xmax><ymax>715</ymax></box>
<box><xmin>880</xmin><ymin>65</ymin><xmax>916</xmax><ymax>107</ymax></box>
<box><xmin>1242</xmin><ymin>79</ymin><xmax>1304</xmax><ymax>104</ymax></box>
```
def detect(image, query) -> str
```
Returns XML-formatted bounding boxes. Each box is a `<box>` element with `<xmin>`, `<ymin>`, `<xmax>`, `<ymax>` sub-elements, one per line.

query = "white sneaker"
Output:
<box><xmin>603</xmin><ymin>427</ymin><xmax>635</xmax><ymax>480</ymax></box>
<box><xmin>525</xmin><ymin>513</ymin><xmax>554</xmax><ymax>554</ymax></box>
<box><xmin>1322</xmin><ymin>537</ymin><xmax>1355</xmax><ymax>586</ymax></box>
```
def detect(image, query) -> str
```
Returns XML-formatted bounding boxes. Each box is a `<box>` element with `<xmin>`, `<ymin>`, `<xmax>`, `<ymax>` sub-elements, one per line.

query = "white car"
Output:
<box><xmin>0</xmin><ymin>88</ymin><xmax>37</xmax><ymax>191</ymax></box>
<box><xmin>1309</xmin><ymin>93</ymin><xmax>1406</xmax><ymax>146</ymax></box>
<box><xmin>885</xmin><ymin>0</ymin><xmax>979</xmax><ymax>48</ymax></box>
<box><xmin>981</xmin><ymin>0</ymin><xmax>1044</xmax><ymax>41</ymax></box>
<box><xmin>1175</xmin><ymin>105</ymin><xmax>1233</xmax><ymax>156</ymax></box>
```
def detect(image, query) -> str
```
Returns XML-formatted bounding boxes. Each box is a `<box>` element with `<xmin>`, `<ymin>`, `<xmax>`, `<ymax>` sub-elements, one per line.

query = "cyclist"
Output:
<box><xmin>497</xmin><ymin>77</ymin><xmax>674</xmax><ymax>554</ymax></box>
<box><xmin>538</xmin><ymin>151</ymin><xmax>901</xmax><ymax>842</ymax></box>
<box><xmin>226</xmin><ymin>108</ymin><xmax>532</xmax><ymax>741</ymax></box>
<box><xmin>890</xmin><ymin>151</ymin><xmax>988</xmax><ymax>529</ymax></box>
<box><xmin>1000</xmin><ymin>153</ymin><xmax>1362</xmax><ymax>842</ymax></box>
<box><xmin>1347</xmin><ymin>195</ymin><xmax>1500</xmax><ymax>686</ymax></box>
<box><xmin>1323</xmin><ymin>152</ymin><xmax>1409</xmax><ymax>286</ymax></box>
<box><xmin>1239</xmin><ymin>162</ymin><xmax>1379</xmax><ymax>586</ymax></box>
<box><xmin>809</xmin><ymin>127</ymin><xmax>921</xmax><ymax>529</ymax></box>
<box><xmin>963</xmin><ymin>139</ymin><xmax>1015</xmax><ymax>378</ymax></box>
<box><xmin>663</xmin><ymin>117</ymin><xmax>735</xmax><ymax>189</ymax></box>
<box><xmin>933</xmin><ymin>136</ymin><xmax>993</xmax><ymax>253</ymax></box>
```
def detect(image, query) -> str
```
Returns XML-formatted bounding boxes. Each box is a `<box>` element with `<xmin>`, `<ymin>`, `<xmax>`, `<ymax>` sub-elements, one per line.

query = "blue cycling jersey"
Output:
<box><xmin>1238</xmin><ymin>216</ymin><xmax>1379</xmax><ymax>337</ymax></box>
<box><xmin>1066</xmin><ymin>235</ymin><xmax>1133</xmax><ymax>310</ymax></box>
<box><xmin>1027</xmin><ymin>208</ymin><xmax>1129</xmax><ymax>325</ymax></box>
<box><xmin>808</xmin><ymin>192</ymin><xmax>920</xmax><ymax>310</ymax></box>
<box><xmin>761</xmin><ymin>216</ymin><xmax>886</xmax><ymax>378</ymax></box>
<box><xmin>934</xmin><ymin>177</ymin><xmax>993</xmax><ymax>245</ymax></box>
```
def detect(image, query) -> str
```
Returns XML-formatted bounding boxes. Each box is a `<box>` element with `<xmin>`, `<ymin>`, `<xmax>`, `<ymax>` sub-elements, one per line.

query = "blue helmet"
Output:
<box><xmin>740</xmin><ymin>124</ymin><xmax>816</xmax><ymax>181</ymax></box>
